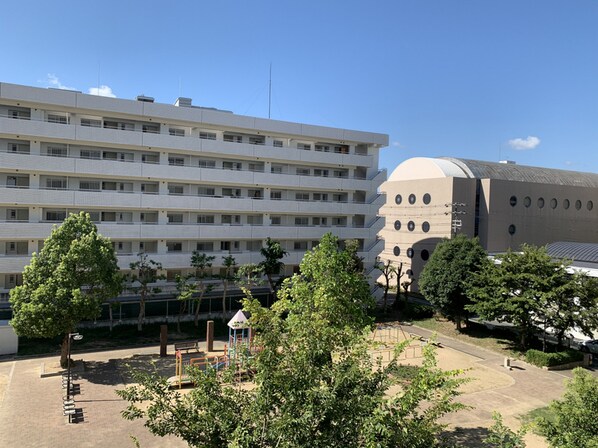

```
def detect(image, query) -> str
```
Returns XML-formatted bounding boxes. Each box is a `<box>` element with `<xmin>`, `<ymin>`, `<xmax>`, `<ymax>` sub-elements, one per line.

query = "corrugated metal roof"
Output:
<box><xmin>442</xmin><ymin>157</ymin><xmax>598</xmax><ymax>188</ymax></box>
<box><xmin>546</xmin><ymin>242</ymin><xmax>598</xmax><ymax>264</ymax></box>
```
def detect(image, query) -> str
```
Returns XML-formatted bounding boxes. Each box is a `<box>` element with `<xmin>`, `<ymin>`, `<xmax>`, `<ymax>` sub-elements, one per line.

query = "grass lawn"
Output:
<box><xmin>17</xmin><ymin>319</ymin><xmax>232</xmax><ymax>357</ymax></box>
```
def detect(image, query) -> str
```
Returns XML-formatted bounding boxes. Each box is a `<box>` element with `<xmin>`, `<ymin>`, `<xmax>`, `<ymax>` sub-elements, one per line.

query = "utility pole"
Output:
<box><xmin>444</xmin><ymin>202</ymin><xmax>466</xmax><ymax>237</ymax></box>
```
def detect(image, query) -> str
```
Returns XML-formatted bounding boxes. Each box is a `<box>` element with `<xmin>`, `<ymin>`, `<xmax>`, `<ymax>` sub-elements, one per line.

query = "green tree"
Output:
<box><xmin>467</xmin><ymin>245</ymin><xmax>585</xmax><ymax>349</ymax></box>
<box><xmin>174</xmin><ymin>274</ymin><xmax>195</xmax><ymax>333</ymax></box>
<box><xmin>419</xmin><ymin>235</ymin><xmax>487</xmax><ymax>330</ymax></box>
<box><xmin>236</xmin><ymin>263</ymin><xmax>264</xmax><ymax>289</ymax></box>
<box><xmin>128</xmin><ymin>253</ymin><xmax>163</xmax><ymax>332</ymax></box>
<box><xmin>375</xmin><ymin>258</ymin><xmax>403</xmax><ymax>312</ymax></box>
<box><xmin>220</xmin><ymin>254</ymin><xmax>237</xmax><ymax>319</ymax></box>
<box><xmin>258</xmin><ymin>237</ymin><xmax>288</xmax><ymax>293</ymax></box>
<box><xmin>190</xmin><ymin>251</ymin><xmax>215</xmax><ymax>327</ymax></box>
<box><xmin>10</xmin><ymin>212</ymin><xmax>121</xmax><ymax>367</ymax></box>
<box><xmin>483</xmin><ymin>412</ymin><xmax>527</xmax><ymax>448</ymax></box>
<box><xmin>537</xmin><ymin>368</ymin><xmax>598</xmax><ymax>448</ymax></box>
<box><xmin>118</xmin><ymin>233</ymin><xmax>466</xmax><ymax>447</ymax></box>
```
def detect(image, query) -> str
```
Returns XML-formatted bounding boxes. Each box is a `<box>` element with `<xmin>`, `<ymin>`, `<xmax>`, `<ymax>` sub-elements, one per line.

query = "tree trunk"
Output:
<box><xmin>138</xmin><ymin>297</ymin><xmax>145</xmax><ymax>332</ymax></box>
<box><xmin>194</xmin><ymin>286</ymin><xmax>204</xmax><ymax>327</ymax></box>
<box><xmin>60</xmin><ymin>333</ymin><xmax>70</xmax><ymax>368</ymax></box>
<box><xmin>109</xmin><ymin>305</ymin><xmax>113</xmax><ymax>333</ymax></box>
<box><xmin>456</xmin><ymin>318</ymin><xmax>462</xmax><ymax>331</ymax></box>
<box><xmin>222</xmin><ymin>282</ymin><xmax>228</xmax><ymax>322</ymax></box>
<box><xmin>267</xmin><ymin>274</ymin><xmax>275</xmax><ymax>294</ymax></box>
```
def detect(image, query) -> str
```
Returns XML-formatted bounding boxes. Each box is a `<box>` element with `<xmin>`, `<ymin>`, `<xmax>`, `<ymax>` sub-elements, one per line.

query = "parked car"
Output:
<box><xmin>579</xmin><ymin>339</ymin><xmax>598</xmax><ymax>354</ymax></box>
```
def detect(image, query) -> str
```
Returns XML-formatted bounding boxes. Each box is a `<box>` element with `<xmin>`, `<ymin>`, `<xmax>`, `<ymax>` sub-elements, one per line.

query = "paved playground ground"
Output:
<box><xmin>0</xmin><ymin>326</ymin><xmax>584</xmax><ymax>448</ymax></box>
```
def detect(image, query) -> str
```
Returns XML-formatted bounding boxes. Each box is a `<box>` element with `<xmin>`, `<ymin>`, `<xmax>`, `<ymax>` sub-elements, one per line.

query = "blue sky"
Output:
<box><xmin>1</xmin><ymin>1</ymin><xmax>597</xmax><ymax>174</ymax></box>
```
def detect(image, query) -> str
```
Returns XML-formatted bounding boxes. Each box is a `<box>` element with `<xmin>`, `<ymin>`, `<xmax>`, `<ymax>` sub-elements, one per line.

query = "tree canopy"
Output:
<box><xmin>258</xmin><ymin>237</ymin><xmax>287</xmax><ymax>293</ymax></box>
<box><xmin>419</xmin><ymin>235</ymin><xmax>487</xmax><ymax>330</ymax></box>
<box><xmin>10</xmin><ymin>212</ymin><xmax>121</xmax><ymax>366</ymax></box>
<box><xmin>118</xmin><ymin>233</ymin><xmax>466</xmax><ymax>447</ymax></box>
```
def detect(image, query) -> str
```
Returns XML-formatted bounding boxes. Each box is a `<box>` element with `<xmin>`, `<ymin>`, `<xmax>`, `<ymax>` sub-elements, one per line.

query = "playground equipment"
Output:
<box><xmin>370</xmin><ymin>322</ymin><xmax>423</xmax><ymax>365</ymax></box>
<box><xmin>169</xmin><ymin>310</ymin><xmax>260</xmax><ymax>388</ymax></box>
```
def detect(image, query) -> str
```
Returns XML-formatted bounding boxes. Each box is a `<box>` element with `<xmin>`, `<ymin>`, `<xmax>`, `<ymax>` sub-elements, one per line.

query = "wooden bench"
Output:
<box><xmin>174</xmin><ymin>341</ymin><xmax>200</xmax><ymax>353</ymax></box>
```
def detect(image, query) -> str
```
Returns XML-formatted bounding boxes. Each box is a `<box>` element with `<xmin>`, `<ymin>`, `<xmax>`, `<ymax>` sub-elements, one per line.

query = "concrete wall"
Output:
<box><xmin>0</xmin><ymin>321</ymin><xmax>18</xmax><ymax>355</ymax></box>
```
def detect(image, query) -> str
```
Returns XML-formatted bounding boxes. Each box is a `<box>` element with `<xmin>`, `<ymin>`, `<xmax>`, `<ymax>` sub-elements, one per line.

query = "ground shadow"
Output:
<box><xmin>441</xmin><ymin>426</ymin><xmax>491</xmax><ymax>447</ymax></box>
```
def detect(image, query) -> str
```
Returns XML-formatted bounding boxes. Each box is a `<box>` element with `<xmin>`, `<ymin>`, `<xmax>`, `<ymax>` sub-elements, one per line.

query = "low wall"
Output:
<box><xmin>0</xmin><ymin>320</ymin><xmax>18</xmax><ymax>355</ymax></box>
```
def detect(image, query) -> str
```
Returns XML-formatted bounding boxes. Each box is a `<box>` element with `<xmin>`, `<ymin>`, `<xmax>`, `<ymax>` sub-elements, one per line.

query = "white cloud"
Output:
<box><xmin>45</xmin><ymin>74</ymin><xmax>77</xmax><ymax>91</ymax></box>
<box><xmin>507</xmin><ymin>136</ymin><xmax>541</xmax><ymax>150</ymax></box>
<box><xmin>392</xmin><ymin>141</ymin><xmax>404</xmax><ymax>148</ymax></box>
<box><xmin>88</xmin><ymin>85</ymin><xmax>116</xmax><ymax>98</ymax></box>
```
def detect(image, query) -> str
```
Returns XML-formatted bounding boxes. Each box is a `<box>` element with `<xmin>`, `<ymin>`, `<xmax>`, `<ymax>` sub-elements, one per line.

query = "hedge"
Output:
<box><xmin>525</xmin><ymin>349</ymin><xmax>584</xmax><ymax>367</ymax></box>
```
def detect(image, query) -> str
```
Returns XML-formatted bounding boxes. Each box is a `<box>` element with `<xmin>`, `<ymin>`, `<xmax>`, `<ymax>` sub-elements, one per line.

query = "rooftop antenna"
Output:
<box><xmin>268</xmin><ymin>63</ymin><xmax>272</xmax><ymax>119</ymax></box>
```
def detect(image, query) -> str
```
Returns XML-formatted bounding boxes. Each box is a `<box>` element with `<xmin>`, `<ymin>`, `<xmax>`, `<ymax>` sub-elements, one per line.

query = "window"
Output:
<box><xmin>421</xmin><ymin>249</ymin><xmax>429</xmax><ymax>261</ymax></box>
<box><xmin>331</xmin><ymin>217</ymin><xmax>346</xmax><ymax>226</ymax></box>
<box><xmin>9</xmin><ymin>109</ymin><xmax>30</xmax><ymax>120</ymax></box>
<box><xmin>196</xmin><ymin>242</ymin><xmax>214</xmax><ymax>252</ymax></box>
<box><xmin>297</xmin><ymin>143</ymin><xmax>311</xmax><ymax>151</ymax></box>
<box><xmin>395</xmin><ymin>194</ymin><xmax>402</xmax><ymax>205</ymax></box>
<box><xmin>81</xmin><ymin>118</ymin><xmax>101</xmax><ymax>127</ymax></box>
<box><xmin>220</xmin><ymin>241</ymin><xmax>240</xmax><ymax>252</ymax></box>
<box><xmin>550</xmin><ymin>198</ymin><xmax>558</xmax><ymax>209</ymax></box>
<box><xmin>248</xmin><ymin>189</ymin><xmax>263</xmax><ymax>199</ymax></box>
<box><xmin>271</xmin><ymin>216</ymin><xmax>281</xmax><ymax>225</ymax></box>
<box><xmin>46</xmin><ymin>178</ymin><xmax>67</xmax><ymax>189</ymax></box>
<box><xmin>197</xmin><ymin>186</ymin><xmax>215</xmax><ymax>196</ymax></box>
<box><xmin>271</xmin><ymin>164</ymin><xmax>284</xmax><ymax>174</ymax></box>
<box><xmin>524</xmin><ymin>196</ymin><xmax>531</xmax><ymax>207</ymax></box>
<box><xmin>296</xmin><ymin>168</ymin><xmax>310</xmax><ymax>176</ymax></box>
<box><xmin>313</xmin><ymin>193</ymin><xmax>328</xmax><ymax>201</ymax></box>
<box><xmin>509</xmin><ymin>196</ymin><xmax>517</xmax><ymax>207</ymax></box>
<box><xmin>394</xmin><ymin>220</ymin><xmax>401</xmax><ymax>231</ymax></box>
<box><xmin>46</xmin><ymin>211</ymin><xmax>66</xmax><ymax>221</ymax></box>
<box><xmin>104</xmin><ymin>120</ymin><xmax>134</xmax><ymax>131</ymax></box>
<box><xmin>247</xmin><ymin>241</ymin><xmax>262</xmax><ymax>251</ymax></box>
<box><xmin>422</xmin><ymin>221</ymin><xmax>430</xmax><ymax>233</ymax></box>
<box><xmin>408</xmin><ymin>194</ymin><xmax>416</xmax><ymax>204</ymax></box>
<box><xmin>47</xmin><ymin>113</ymin><xmax>68</xmax><ymax>124</ymax></box>
<box><xmin>141</xmin><ymin>183</ymin><xmax>158</xmax><ymax>194</ymax></box>
<box><xmin>508</xmin><ymin>224</ymin><xmax>516</xmax><ymax>235</ymax></box>
<box><xmin>293</xmin><ymin>241</ymin><xmax>308</xmax><ymax>250</ymax></box>
<box><xmin>312</xmin><ymin>217</ymin><xmax>327</xmax><ymax>226</ymax></box>
<box><xmin>222</xmin><ymin>188</ymin><xmax>241</xmax><ymax>198</ymax></box>
<box><xmin>223</xmin><ymin>133</ymin><xmax>242</xmax><ymax>143</ymax></box>
<box><xmin>423</xmin><ymin>193</ymin><xmax>431</xmax><ymax>205</ymax></box>
<box><xmin>141</xmin><ymin>153</ymin><xmax>159</xmax><ymax>163</ymax></box>
<box><xmin>393</xmin><ymin>246</ymin><xmax>400</xmax><ymax>257</ymax></box>
<box><xmin>101</xmin><ymin>211</ymin><xmax>116</xmax><ymax>222</ymax></box>
<box><xmin>168</xmin><ymin>185</ymin><xmax>184</xmax><ymax>195</ymax></box>
<box><xmin>407</xmin><ymin>248</ymin><xmax>414</xmax><ymax>258</ymax></box>
<box><xmin>294</xmin><ymin>217</ymin><xmax>309</xmax><ymax>226</ymax></box>
<box><xmin>575</xmin><ymin>200</ymin><xmax>582</xmax><ymax>210</ymax></box>
<box><xmin>47</xmin><ymin>146</ymin><xmax>67</xmax><ymax>157</ymax></box>
<box><xmin>167</xmin><ymin>242</ymin><xmax>183</xmax><ymax>252</ymax></box>
<box><xmin>273</xmin><ymin>140</ymin><xmax>283</xmax><ymax>147</ymax></box>
<box><xmin>197</xmin><ymin>215</ymin><xmax>215</xmax><ymax>224</ymax></box>
<box><xmin>169</xmin><ymin>128</ymin><xmax>185</xmax><ymax>137</ymax></box>
<box><xmin>563</xmin><ymin>199</ymin><xmax>570</xmax><ymax>209</ymax></box>
<box><xmin>248</xmin><ymin>162</ymin><xmax>264</xmax><ymax>172</ymax></box>
<box><xmin>142</xmin><ymin>124</ymin><xmax>159</xmax><ymax>134</ymax></box>
<box><xmin>407</xmin><ymin>221</ymin><xmax>415</xmax><ymax>231</ymax></box>
<box><xmin>537</xmin><ymin>197</ymin><xmax>545</xmax><ymax>208</ymax></box>
<box><xmin>79</xmin><ymin>181</ymin><xmax>100</xmax><ymax>191</ymax></box>
<box><xmin>295</xmin><ymin>192</ymin><xmax>309</xmax><ymax>201</ymax></box>
<box><xmin>248</xmin><ymin>136</ymin><xmax>265</xmax><ymax>145</ymax></box>
<box><xmin>588</xmin><ymin>201</ymin><xmax>594</xmax><ymax>211</ymax></box>
<box><xmin>271</xmin><ymin>191</ymin><xmax>282</xmax><ymax>200</ymax></box>
<box><xmin>221</xmin><ymin>215</ymin><xmax>241</xmax><ymax>225</ymax></box>
<box><xmin>334</xmin><ymin>145</ymin><xmax>349</xmax><ymax>154</ymax></box>
<box><xmin>198</xmin><ymin>159</ymin><xmax>216</xmax><ymax>168</ymax></box>
<box><xmin>247</xmin><ymin>215</ymin><xmax>263</xmax><ymax>225</ymax></box>
<box><xmin>80</xmin><ymin>149</ymin><xmax>101</xmax><ymax>159</ymax></box>
<box><xmin>333</xmin><ymin>169</ymin><xmax>348</xmax><ymax>178</ymax></box>
<box><xmin>200</xmin><ymin>131</ymin><xmax>217</xmax><ymax>140</ymax></box>
<box><xmin>168</xmin><ymin>157</ymin><xmax>185</xmax><ymax>166</ymax></box>
<box><xmin>168</xmin><ymin>214</ymin><xmax>184</xmax><ymax>223</ymax></box>
<box><xmin>223</xmin><ymin>161</ymin><xmax>242</xmax><ymax>171</ymax></box>
<box><xmin>313</xmin><ymin>169</ymin><xmax>329</xmax><ymax>177</ymax></box>
<box><xmin>315</xmin><ymin>144</ymin><xmax>330</xmax><ymax>152</ymax></box>
<box><xmin>8</xmin><ymin>142</ymin><xmax>30</xmax><ymax>154</ymax></box>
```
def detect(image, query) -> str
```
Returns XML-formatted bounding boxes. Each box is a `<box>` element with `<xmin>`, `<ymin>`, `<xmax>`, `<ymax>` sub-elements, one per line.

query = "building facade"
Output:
<box><xmin>0</xmin><ymin>82</ymin><xmax>387</xmax><ymax>306</ymax></box>
<box><xmin>380</xmin><ymin>157</ymin><xmax>598</xmax><ymax>290</ymax></box>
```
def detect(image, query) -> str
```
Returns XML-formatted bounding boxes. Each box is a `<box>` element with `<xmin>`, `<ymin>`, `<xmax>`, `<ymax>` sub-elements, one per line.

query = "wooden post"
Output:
<box><xmin>206</xmin><ymin>320</ymin><xmax>214</xmax><ymax>352</ymax></box>
<box><xmin>160</xmin><ymin>325</ymin><xmax>168</xmax><ymax>357</ymax></box>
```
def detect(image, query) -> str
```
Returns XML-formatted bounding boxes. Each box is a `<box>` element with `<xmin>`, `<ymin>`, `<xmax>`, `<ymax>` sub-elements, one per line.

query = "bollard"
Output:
<box><xmin>206</xmin><ymin>320</ymin><xmax>214</xmax><ymax>352</ymax></box>
<box><xmin>160</xmin><ymin>324</ymin><xmax>168</xmax><ymax>357</ymax></box>
<box><xmin>503</xmin><ymin>357</ymin><xmax>512</xmax><ymax>370</ymax></box>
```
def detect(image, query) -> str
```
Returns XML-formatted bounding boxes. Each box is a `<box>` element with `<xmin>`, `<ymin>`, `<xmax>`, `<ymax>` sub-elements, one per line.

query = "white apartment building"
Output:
<box><xmin>0</xmin><ymin>82</ymin><xmax>387</xmax><ymax>307</ymax></box>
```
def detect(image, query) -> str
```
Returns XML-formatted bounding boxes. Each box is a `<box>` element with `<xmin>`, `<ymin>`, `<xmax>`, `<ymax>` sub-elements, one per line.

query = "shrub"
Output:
<box><xmin>525</xmin><ymin>349</ymin><xmax>583</xmax><ymax>367</ymax></box>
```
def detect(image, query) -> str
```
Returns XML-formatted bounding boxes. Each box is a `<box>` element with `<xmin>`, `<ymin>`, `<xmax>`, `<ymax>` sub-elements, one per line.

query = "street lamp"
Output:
<box><xmin>65</xmin><ymin>332</ymin><xmax>83</xmax><ymax>401</ymax></box>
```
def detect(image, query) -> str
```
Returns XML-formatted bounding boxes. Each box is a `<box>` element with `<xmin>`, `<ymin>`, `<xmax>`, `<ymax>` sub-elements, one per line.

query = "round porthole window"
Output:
<box><xmin>408</xmin><ymin>194</ymin><xmax>416</xmax><ymax>204</ymax></box>
<box><xmin>407</xmin><ymin>221</ymin><xmax>415</xmax><ymax>231</ymax></box>
<box><xmin>550</xmin><ymin>198</ymin><xmax>558</xmax><ymax>209</ymax></box>
<box><xmin>395</xmin><ymin>194</ymin><xmax>402</xmax><ymax>205</ymax></box>
<box><xmin>524</xmin><ymin>196</ymin><xmax>531</xmax><ymax>207</ymax></box>
<box><xmin>422</xmin><ymin>221</ymin><xmax>430</xmax><ymax>233</ymax></box>
<box><xmin>423</xmin><ymin>193</ymin><xmax>431</xmax><ymax>205</ymax></box>
<box><xmin>587</xmin><ymin>201</ymin><xmax>594</xmax><ymax>211</ymax></box>
<box><xmin>421</xmin><ymin>249</ymin><xmax>429</xmax><ymax>261</ymax></box>
<box><xmin>393</xmin><ymin>246</ymin><xmax>400</xmax><ymax>257</ymax></box>
<box><xmin>563</xmin><ymin>199</ymin><xmax>570</xmax><ymax>209</ymax></box>
<box><xmin>575</xmin><ymin>200</ymin><xmax>582</xmax><ymax>210</ymax></box>
<box><xmin>509</xmin><ymin>196</ymin><xmax>517</xmax><ymax>207</ymax></box>
<box><xmin>537</xmin><ymin>197</ymin><xmax>545</xmax><ymax>209</ymax></box>
<box><xmin>394</xmin><ymin>220</ymin><xmax>401</xmax><ymax>231</ymax></box>
<box><xmin>407</xmin><ymin>248</ymin><xmax>414</xmax><ymax>258</ymax></box>
<box><xmin>508</xmin><ymin>224</ymin><xmax>516</xmax><ymax>235</ymax></box>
